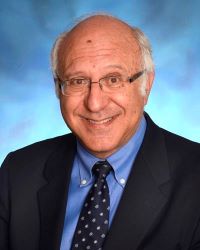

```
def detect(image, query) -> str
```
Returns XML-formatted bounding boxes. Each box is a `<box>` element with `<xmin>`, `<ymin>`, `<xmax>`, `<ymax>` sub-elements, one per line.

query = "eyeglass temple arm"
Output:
<box><xmin>128</xmin><ymin>70</ymin><xmax>145</xmax><ymax>83</ymax></box>
<box><xmin>53</xmin><ymin>73</ymin><xmax>62</xmax><ymax>89</ymax></box>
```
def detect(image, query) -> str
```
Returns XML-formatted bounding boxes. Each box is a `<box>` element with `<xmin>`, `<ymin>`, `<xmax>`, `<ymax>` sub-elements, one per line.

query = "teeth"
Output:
<box><xmin>88</xmin><ymin>117</ymin><xmax>112</xmax><ymax>125</ymax></box>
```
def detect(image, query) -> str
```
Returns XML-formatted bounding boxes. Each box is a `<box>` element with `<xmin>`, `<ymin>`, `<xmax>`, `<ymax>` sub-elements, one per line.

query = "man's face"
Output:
<box><xmin>58</xmin><ymin>21</ymin><xmax>153</xmax><ymax>158</ymax></box>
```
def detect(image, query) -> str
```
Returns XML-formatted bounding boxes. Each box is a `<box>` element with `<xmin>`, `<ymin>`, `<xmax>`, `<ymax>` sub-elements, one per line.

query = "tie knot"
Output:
<box><xmin>92</xmin><ymin>161</ymin><xmax>112</xmax><ymax>179</ymax></box>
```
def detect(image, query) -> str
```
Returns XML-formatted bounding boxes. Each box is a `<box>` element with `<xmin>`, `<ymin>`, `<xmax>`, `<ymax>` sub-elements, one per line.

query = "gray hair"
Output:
<box><xmin>51</xmin><ymin>14</ymin><xmax>154</xmax><ymax>97</ymax></box>
<box><xmin>130</xmin><ymin>27</ymin><xmax>154</xmax><ymax>95</ymax></box>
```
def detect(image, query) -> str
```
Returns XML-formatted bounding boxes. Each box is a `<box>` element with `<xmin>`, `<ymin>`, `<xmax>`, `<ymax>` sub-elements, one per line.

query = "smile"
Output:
<box><xmin>87</xmin><ymin>117</ymin><xmax>113</xmax><ymax>124</ymax></box>
<box><xmin>80</xmin><ymin>114</ymin><xmax>119</xmax><ymax>126</ymax></box>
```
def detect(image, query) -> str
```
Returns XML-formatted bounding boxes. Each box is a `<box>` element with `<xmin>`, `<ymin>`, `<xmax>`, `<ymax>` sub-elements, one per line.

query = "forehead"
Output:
<box><xmin>57</xmin><ymin>19</ymin><xmax>141</xmax><ymax>75</ymax></box>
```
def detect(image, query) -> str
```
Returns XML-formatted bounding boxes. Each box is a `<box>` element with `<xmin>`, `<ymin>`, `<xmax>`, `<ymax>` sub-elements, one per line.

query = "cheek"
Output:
<box><xmin>60</xmin><ymin>97</ymin><xmax>79</xmax><ymax>124</ymax></box>
<box><xmin>114</xmin><ymin>88</ymin><xmax>144</xmax><ymax>115</ymax></box>
<box><xmin>124</xmin><ymin>93</ymin><xmax>145</xmax><ymax>131</ymax></box>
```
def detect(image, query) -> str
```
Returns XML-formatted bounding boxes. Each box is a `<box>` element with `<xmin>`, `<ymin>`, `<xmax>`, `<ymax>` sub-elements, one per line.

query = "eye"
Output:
<box><xmin>110</xmin><ymin>77</ymin><xmax>118</xmax><ymax>83</ymax></box>
<box><xmin>69</xmin><ymin>78</ymin><xmax>88</xmax><ymax>86</ymax></box>
<box><xmin>105</xmin><ymin>76</ymin><xmax>121</xmax><ymax>87</ymax></box>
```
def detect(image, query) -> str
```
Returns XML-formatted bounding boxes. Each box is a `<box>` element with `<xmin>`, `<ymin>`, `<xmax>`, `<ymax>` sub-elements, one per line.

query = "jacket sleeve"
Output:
<box><xmin>0</xmin><ymin>154</ymin><xmax>11</xmax><ymax>250</ymax></box>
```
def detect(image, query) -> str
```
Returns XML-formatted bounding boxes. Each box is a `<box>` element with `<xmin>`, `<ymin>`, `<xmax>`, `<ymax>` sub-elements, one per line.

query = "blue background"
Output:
<box><xmin>1</xmin><ymin>0</ymin><xmax>200</xmax><ymax>165</ymax></box>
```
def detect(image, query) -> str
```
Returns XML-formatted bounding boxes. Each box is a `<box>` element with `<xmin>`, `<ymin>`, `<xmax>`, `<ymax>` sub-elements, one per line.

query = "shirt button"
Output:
<box><xmin>120</xmin><ymin>178</ymin><xmax>125</xmax><ymax>185</ymax></box>
<box><xmin>81</xmin><ymin>179</ymin><xmax>87</xmax><ymax>185</ymax></box>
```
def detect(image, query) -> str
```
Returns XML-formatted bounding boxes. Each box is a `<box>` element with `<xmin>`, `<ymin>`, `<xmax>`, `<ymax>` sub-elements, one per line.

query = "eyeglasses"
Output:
<box><xmin>57</xmin><ymin>70</ymin><xmax>145</xmax><ymax>96</ymax></box>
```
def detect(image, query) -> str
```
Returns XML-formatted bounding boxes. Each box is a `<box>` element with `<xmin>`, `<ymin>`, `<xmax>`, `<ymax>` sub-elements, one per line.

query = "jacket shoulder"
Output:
<box><xmin>1</xmin><ymin>133</ymin><xmax>76</xmax><ymax>170</ymax></box>
<box><xmin>145</xmin><ymin>113</ymin><xmax>200</xmax><ymax>178</ymax></box>
<box><xmin>161</xmin><ymin>128</ymin><xmax>200</xmax><ymax>155</ymax></box>
<box><xmin>160</xmin><ymin>128</ymin><xmax>200</xmax><ymax>177</ymax></box>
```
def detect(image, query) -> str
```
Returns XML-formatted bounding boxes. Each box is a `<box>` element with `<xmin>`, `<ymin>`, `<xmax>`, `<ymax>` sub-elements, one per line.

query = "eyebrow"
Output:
<box><xmin>64</xmin><ymin>71</ymin><xmax>86</xmax><ymax>78</ymax></box>
<box><xmin>103</xmin><ymin>65</ymin><xmax>125</xmax><ymax>71</ymax></box>
<box><xmin>63</xmin><ymin>65</ymin><xmax>126</xmax><ymax>79</ymax></box>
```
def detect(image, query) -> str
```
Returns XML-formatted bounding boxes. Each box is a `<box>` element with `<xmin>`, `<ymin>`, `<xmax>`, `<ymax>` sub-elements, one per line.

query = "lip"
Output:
<box><xmin>87</xmin><ymin>117</ymin><xmax>113</xmax><ymax>124</ymax></box>
<box><xmin>80</xmin><ymin>114</ymin><xmax>119</xmax><ymax>127</ymax></box>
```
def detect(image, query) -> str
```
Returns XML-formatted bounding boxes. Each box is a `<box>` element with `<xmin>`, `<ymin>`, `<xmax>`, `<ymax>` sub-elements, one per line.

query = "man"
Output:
<box><xmin>0</xmin><ymin>14</ymin><xmax>200</xmax><ymax>250</ymax></box>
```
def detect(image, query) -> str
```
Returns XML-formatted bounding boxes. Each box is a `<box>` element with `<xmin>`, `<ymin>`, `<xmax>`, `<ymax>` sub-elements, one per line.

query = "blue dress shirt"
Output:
<box><xmin>60</xmin><ymin>116</ymin><xmax>146</xmax><ymax>250</ymax></box>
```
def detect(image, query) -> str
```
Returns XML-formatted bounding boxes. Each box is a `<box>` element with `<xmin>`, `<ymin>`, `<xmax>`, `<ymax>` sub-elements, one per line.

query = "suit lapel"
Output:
<box><xmin>38</xmin><ymin>134</ymin><xmax>76</xmax><ymax>250</ymax></box>
<box><xmin>104</xmin><ymin>115</ymin><xmax>171</xmax><ymax>250</ymax></box>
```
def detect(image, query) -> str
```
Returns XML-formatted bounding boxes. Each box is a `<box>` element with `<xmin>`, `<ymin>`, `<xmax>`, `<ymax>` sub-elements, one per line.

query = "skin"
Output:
<box><xmin>57</xmin><ymin>16</ymin><xmax>154</xmax><ymax>159</ymax></box>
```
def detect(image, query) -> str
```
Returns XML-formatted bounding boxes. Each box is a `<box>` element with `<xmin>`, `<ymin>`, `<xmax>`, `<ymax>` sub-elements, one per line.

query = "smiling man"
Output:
<box><xmin>0</xmin><ymin>14</ymin><xmax>200</xmax><ymax>250</ymax></box>
<box><xmin>56</xmin><ymin>17</ymin><xmax>153</xmax><ymax>159</ymax></box>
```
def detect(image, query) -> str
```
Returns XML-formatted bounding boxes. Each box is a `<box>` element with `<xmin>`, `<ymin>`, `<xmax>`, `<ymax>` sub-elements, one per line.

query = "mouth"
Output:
<box><xmin>80</xmin><ymin>114</ymin><xmax>119</xmax><ymax>126</ymax></box>
<box><xmin>87</xmin><ymin>117</ymin><xmax>113</xmax><ymax>124</ymax></box>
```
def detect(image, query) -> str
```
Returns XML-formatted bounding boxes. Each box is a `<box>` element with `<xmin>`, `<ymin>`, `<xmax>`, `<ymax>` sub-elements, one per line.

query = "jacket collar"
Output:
<box><xmin>103</xmin><ymin>113</ymin><xmax>171</xmax><ymax>250</ymax></box>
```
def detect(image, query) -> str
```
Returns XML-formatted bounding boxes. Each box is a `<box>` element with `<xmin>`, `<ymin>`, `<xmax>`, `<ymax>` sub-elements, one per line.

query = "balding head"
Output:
<box><xmin>51</xmin><ymin>14</ymin><xmax>154</xmax><ymax>97</ymax></box>
<box><xmin>65</xmin><ymin>14</ymin><xmax>136</xmax><ymax>40</ymax></box>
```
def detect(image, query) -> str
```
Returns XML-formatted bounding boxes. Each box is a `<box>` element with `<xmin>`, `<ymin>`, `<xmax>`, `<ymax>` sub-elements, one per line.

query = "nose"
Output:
<box><xmin>84</xmin><ymin>82</ymin><xmax>109</xmax><ymax>112</ymax></box>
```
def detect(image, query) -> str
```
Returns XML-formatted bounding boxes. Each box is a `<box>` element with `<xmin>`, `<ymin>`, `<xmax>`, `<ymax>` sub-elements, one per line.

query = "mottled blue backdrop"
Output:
<box><xmin>1</xmin><ymin>0</ymin><xmax>200</xmax><ymax>164</ymax></box>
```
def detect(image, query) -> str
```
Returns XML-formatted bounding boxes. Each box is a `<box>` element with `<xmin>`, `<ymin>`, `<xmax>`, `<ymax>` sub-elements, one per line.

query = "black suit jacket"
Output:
<box><xmin>0</xmin><ymin>114</ymin><xmax>200</xmax><ymax>250</ymax></box>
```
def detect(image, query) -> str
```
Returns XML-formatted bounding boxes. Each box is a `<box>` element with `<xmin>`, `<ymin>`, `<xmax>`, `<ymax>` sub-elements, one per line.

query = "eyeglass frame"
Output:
<box><xmin>55</xmin><ymin>70</ymin><xmax>145</xmax><ymax>96</ymax></box>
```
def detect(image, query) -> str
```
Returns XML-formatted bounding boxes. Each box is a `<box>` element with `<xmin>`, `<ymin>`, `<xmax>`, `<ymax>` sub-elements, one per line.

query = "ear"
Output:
<box><xmin>143</xmin><ymin>71</ymin><xmax>155</xmax><ymax>105</ymax></box>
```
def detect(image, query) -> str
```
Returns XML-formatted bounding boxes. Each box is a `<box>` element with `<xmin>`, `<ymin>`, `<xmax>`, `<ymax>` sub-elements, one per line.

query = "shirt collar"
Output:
<box><xmin>76</xmin><ymin>116</ymin><xmax>146</xmax><ymax>188</ymax></box>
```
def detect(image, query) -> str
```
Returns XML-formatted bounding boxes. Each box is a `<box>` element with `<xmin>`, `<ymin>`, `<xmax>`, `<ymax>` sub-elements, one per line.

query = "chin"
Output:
<box><xmin>83</xmin><ymin>140</ymin><xmax>119</xmax><ymax>158</ymax></box>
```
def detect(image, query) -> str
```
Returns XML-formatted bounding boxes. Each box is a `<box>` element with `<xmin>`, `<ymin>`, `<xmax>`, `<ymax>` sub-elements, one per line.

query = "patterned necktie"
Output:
<box><xmin>71</xmin><ymin>161</ymin><xmax>112</xmax><ymax>250</ymax></box>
